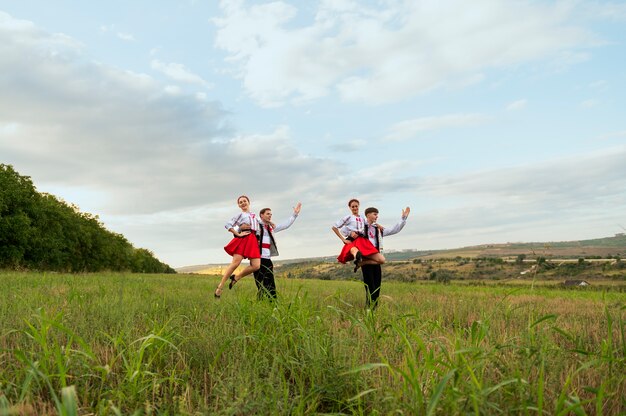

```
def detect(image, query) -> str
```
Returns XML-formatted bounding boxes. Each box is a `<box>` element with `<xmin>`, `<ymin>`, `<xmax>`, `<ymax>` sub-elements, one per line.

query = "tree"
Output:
<box><xmin>0</xmin><ymin>164</ymin><xmax>175</xmax><ymax>273</ymax></box>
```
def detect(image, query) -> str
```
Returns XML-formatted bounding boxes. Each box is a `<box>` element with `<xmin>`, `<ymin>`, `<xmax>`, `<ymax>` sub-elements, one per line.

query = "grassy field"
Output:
<box><xmin>0</xmin><ymin>272</ymin><xmax>624</xmax><ymax>415</ymax></box>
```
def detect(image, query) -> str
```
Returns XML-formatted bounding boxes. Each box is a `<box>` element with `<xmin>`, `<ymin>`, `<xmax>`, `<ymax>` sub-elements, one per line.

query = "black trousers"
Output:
<box><xmin>361</xmin><ymin>264</ymin><xmax>382</xmax><ymax>308</ymax></box>
<box><xmin>253</xmin><ymin>258</ymin><xmax>277</xmax><ymax>300</ymax></box>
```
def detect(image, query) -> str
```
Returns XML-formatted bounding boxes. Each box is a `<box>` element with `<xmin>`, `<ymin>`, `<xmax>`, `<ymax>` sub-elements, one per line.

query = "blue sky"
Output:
<box><xmin>1</xmin><ymin>1</ymin><xmax>625</xmax><ymax>268</ymax></box>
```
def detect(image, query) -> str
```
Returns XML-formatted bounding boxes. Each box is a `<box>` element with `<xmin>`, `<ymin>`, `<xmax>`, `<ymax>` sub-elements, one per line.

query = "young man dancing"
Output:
<box><xmin>359</xmin><ymin>206</ymin><xmax>410</xmax><ymax>308</ymax></box>
<box><xmin>241</xmin><ymin>203</ymin><xmax>301</xmax><ymax>299</ymax></box>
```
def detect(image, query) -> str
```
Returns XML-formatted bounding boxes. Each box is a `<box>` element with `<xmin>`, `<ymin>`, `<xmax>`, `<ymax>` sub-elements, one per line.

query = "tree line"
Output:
<box><xmin>0</xmin><ymin>164</ymin><xmax>175</xmax><ymax>273</ymax></box>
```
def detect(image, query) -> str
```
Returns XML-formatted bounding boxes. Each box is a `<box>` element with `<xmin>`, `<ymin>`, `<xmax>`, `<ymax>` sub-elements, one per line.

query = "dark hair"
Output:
<box><xmin>364</xmin><ymin>207</ymin><xmax>378</xmax><ymax>216</ymax></box>
<box><xmin>259</xmin><ymin>208</ymin><xmax>271</xmax><ymax>215</ymax></box>
<box><xmin>348</xmin><ymin>198</ymin><xmax>360</xmax><ymax>207</ymax></box>
<box><xmin>237</xmin><ymin>195</ymin><xmax>250</xmax><ymax>204</ymax></box>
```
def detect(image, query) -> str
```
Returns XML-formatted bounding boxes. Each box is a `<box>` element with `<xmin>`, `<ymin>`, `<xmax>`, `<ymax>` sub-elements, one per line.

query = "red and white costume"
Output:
<box><xmin>223</xmin><ymin>211</ymin><xmax>261</xmax><ymax>259</ymax></box>
<box><xmin>334</xmin><ymin>214</ymin><xmax>378</xmax><ymax>263</ymax></box>
<box><xmin>363</xmin><ymin>216</ymin><xmax>408</xmax><ymax>252</ymax></box>
<box><xmin>257</xmin><ymin>214</ymin><xmax>298</xmax><ymax>259</ymax></box>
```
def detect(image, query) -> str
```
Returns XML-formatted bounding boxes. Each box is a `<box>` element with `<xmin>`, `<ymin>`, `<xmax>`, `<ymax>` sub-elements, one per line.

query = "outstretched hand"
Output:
<box><xmin>293</xmin><ymin>202</ymin><xmax>302</xmax><ymax>214</ymax></box>
<box><xmin>402</xmin><ymin>207</ymin><xmax>411</xmax><ymax>218</ymax></box>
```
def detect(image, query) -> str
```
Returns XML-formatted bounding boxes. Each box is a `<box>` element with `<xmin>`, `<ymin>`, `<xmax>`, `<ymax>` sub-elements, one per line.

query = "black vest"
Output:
<box><xmin>363</xmin><ymin>223</ymin><xmax>380</xmax><ymax>251</ymax></box>
<box><xmin>258</xmin><ymin>224</ymin><xmax>279</xmax><ymax>256</ymax></box>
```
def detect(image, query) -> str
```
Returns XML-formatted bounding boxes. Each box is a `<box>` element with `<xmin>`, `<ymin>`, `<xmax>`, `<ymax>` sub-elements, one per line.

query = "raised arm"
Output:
<box><xmin>274</xmin><ymin>202</ymin><xmax>302</xmax><ymax>232</ymax></box>
<box><xmin>382</xmin><ymin>207</ymin><xmax>410</xmax><ymax>237</ymax></box>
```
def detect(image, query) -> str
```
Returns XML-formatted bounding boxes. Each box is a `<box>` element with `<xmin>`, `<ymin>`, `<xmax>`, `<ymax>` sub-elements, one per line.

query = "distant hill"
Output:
<box><xmin>415</xmin><ymin>233</ymin><xmax>626</xmax><ymax>260</ymax></box>
<box><xmin>177</xmin><ymin>234</ymin><xmax>626</xmax><ymax>273</ymax></box>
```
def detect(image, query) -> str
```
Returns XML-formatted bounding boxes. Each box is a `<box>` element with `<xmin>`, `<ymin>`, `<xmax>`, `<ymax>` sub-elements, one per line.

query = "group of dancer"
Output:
<box><xmin>214</xmin><ymin>195</ymin><xmax>301</xmax><ymax>299</ymax></box>
<box><xmin>216</xmin><ymin>195</ymin><xmax>410</xmax><ymax>308</ymax></box>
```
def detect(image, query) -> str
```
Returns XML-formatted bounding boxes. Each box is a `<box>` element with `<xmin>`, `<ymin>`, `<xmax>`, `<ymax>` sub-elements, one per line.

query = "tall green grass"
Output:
<box><xmin>0</xmin><ymin>272</ymin><xmax>624</xmax><ymax>414</ymax></box>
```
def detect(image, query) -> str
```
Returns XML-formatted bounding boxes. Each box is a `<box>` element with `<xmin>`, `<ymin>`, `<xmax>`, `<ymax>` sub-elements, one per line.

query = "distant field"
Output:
<box><xmin>0</xmin><ymin>272</ymin><xmax>624</xmax><ymax>415</ymax></box>
<box><xmin>179</xmin><ymin>233</ymin><xmax>626</xmax><ymax>275</ymax></box>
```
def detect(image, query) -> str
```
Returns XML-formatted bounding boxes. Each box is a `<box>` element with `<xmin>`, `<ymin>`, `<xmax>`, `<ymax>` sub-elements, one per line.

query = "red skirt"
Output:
<box><xmin>224</xmin><ymin>233</ymin><xmax>260</xmax><ymax>259</ymax></box>
<box><xmin>337</xmin><ymin>236</ymin><xmax>379</xmax><ymax>263</ymax></box>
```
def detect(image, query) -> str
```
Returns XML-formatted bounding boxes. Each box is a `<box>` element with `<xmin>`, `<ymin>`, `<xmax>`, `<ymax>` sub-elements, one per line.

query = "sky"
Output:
<box><xmin>1</xmin><ymin>1</ymin><xmax>625</xmax><ymax>269</ymax></box>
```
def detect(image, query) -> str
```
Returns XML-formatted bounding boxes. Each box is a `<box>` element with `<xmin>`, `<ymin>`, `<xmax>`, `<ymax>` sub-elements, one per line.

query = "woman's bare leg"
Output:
<box><xmin>356</xmin><ymin>253</ymin><xmax>385</xmax><ymax>272</ymax></box>
<box><xmin>216</xmin><ymin>255</ymin><xmax>244</xmax><ymax>294</ymax></box>
<box><xmin>237</xmin><ymin>258</ymin><xmax>261</xmax><ymax>279</ymax></box>
<box><xmin>231</xmin><ymin>258</ymin><xmax>261</xmax><ymax>287</ymax></box>
<box><xmin>364</xmin><ymin>253</ymin><xmax>386</xmax><ymax>265</ymax></box>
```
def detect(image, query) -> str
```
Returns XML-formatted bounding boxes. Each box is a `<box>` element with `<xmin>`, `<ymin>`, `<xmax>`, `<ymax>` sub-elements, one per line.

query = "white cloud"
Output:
<box><xmin>0</xmin><ymin>121</ymin><xmax>19</xmax><ymax>135</ymax></box>
<box><xmin>384</xmin><ymin>113</ymin><xmax>490</xmax><ymax>142</ymax></box>
<box><xmin>0</xmin><ymin>12</ymin><xmax>338</xmax><ymax>217</ymax></box>
<box><xmin>151</xmin><ymin>59</ymin><xmax>212</xmax><ymax>88</ymax></box>
<box><xmin>577</xmin><ymin>2</ymin><xmax>626</xmax><ymax>21</ymax></box>
<box><xmin>506</xmin><ymin>99</ymin><xmax>527</xmax><ymax>111</ymax></box>
<box><xmin>422</xmin><ymin>145</ymin><xmax>626</xmax><ymax>203</ymax></box>
<box><xmin>547</xmin><ymin>50</ymin><xmax>592</xmax><ymax>73</ymax></box>
<box><xmin>593</xmin><ymin>130</ymin><xmax>626</xmax><ymax>141</ymax></box>
<box><xmin>116</xmin><ymin>32</ymin><xmax>135</xmax><ymax>42</ymax></box>
<box><xmin>404</xmin><ymin>145</ymin><xmax>626</xmax><ymax>247</ymax></box>
<box><xmin>164</xmin><ymin>85</ymin><xmax>182</xmax><ymax>94</ymax></box>
<box><xmin>213</xmin><ymin>0</ymin><xmax>598</xmax><ymax>106</ymax></box>
<box><xmin>580</xmin><ymin>98</ymin><xmax>599</xmax><ymax>108</ymax></box>
<box><xmin>327</xmin><ymin>139</ymin><xmax>366</xmax><ymax>153</ymax></box>
<box><xmin>589</xmin><ymin>80</ymin><xmax>607</xmax><ymax>90</ymax></box>
<box><xmin>99</xmin><ymin>24</ymin><xmax>135</xmax><ymax>42</ymax></box>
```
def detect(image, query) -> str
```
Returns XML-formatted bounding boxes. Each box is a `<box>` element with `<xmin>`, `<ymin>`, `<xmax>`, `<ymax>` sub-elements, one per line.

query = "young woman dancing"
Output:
<box><xmin>331</xmin><ymin>198</ymin><xmax>379</xmax><ymax>272</ymax></box>
<box><xmin>214</xmin><ymin>195</ymin><xmax>261</xmax><ymax>298</ymax></box>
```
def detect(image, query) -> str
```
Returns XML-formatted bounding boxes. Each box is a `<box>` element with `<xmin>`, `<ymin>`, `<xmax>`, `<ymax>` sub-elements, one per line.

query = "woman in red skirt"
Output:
<box><xmin>331</xmin><ymin>198</ymin><xmax>379</xmax><ymax>272</ymax></box>
<box><xmin>215</xmin><ymin>195</ymin><xmax>261</xmax><ymax>298</ymax></box>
